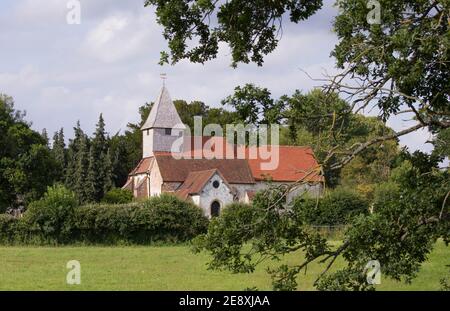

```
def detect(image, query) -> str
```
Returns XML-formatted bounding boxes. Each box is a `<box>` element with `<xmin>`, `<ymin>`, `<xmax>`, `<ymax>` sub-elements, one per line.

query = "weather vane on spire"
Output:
<box><xmin>160</xmin><ymin>73</ymin><xmax>167</xmax><ymax>86</ymax></box>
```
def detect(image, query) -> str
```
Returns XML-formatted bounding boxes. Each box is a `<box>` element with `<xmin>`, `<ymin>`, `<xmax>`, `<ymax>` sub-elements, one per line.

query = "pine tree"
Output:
<box><xmin>65</xmin><ymin>121</ymin><xmax>87</xmax><ymax>195</ymax></box>
<box><xmin>103</xmin><ymin>148</ymin><xmax>113</xmax><ymax>194</ymax></box>
<box><xmin>85</xmin><ymin>146</ymin><xmax>97</xmax><ymax>202</ymax></box>
<box><xmin>51</xmin><ymin>128</ymin><xmax>66</xmax><ymax>181</ymax></box>
<box><xmin>86</xmin><ymin>114</ymin><xmax>112</xmax><ymax>201</ymax></box>
<box><xmin>41</xmin><ymin>128</ymin><xmax>49</xmax><ymax>147</ymax></box>
<box><xmin>74</xmin><ymin>134</ymin><xmax>90</xmax><ymax>203</ymax></box>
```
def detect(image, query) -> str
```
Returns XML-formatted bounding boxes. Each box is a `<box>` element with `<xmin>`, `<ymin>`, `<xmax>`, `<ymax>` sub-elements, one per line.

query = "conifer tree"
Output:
<box><xmin>86</xmin><ymin>114</ymin><xmax>112</xmax><ymax>201</ymax></box>
<box><xmin>51</xmin><ymin>128</ymin><xmax>66</xmax><ymax>181</ymax></box>
<box><xmin>65</xmin><ymin>121</ymin><xmax>86</xmax><ymax>196</ymax></box>
<box><xmin>41</xmin><ymin>128</ymin><xmax>49</xmax><ymax>147</ymax></box>
<box><xmin>74</xmin><ymin>134</ymin><xmax>90</xmax><ymax>203</ymax></box>
<box><xmin>85</xmin><ymin>145</ymin><xmax>97</xmax><ymax>202</ymax></box>
<box><xmin>103</xmin><ymin>148</ymin><xmax>113</xmax><ymax>194</ymax></box>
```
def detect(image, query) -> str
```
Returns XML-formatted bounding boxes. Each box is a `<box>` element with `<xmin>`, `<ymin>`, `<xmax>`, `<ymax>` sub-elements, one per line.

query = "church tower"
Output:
<box><xmin>141</xmin><ymin>86</ymin><xmax>186</xmax><ymax>158</ymax></box>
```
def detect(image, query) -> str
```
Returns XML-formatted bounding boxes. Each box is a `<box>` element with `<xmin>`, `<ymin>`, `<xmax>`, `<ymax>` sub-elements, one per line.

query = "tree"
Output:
<box><xmin>145</xmin><ymin>0</ymin><xmax>323</xmax><ymax>66</ymax></box>
<box><xmin>0</xmin><ymin>94</ymin><xmax>58</xmax><ymax>211</ymax></box>
<box><xmin>194</xmin><ymin>158</ymin><xmax>449</xmax><ymax>290</ymax></box>
<box><xmin>323</xmin><ymin>0</ymin><xmax>449</xmax><ymax>169</ymax></box>
<box><xmin>85</xmin><ymin>114</ymin><xmax>112</xmax><ymax>202</ymax></box>
<box><xmin>222</xmin><ymin>84</ymin><xmax>286</xmax><ymax>124</ymax></box>
<box><xmin>74</xmin><ymin>134</ymin><xmax>90</xmax><ymax>203</ymax></box>
<box><xmin>187</xmin><ymin>1</ymin><xmax>450</xmax><ymax>290</ymax></box>
<box><xmin>65</xmin><ymin>121</ymin><xmax>86</xmax><ymax>191</ymax></box>
<box><xmin>51</xmin><ymin>128</ymin><xmax>66</xmax><ymax>181</ymax></box>
<box><xmin>432</xmin><ymin>128</ymin><xmax>450</xmax><ymax>159</ymax></box>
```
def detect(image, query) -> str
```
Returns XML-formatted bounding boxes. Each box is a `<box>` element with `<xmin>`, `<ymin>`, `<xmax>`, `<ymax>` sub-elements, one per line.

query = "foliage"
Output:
<box><xmin>102</xmin><ymin>188</ymin><xmax>134</xmax><ymax>204</ymax></box>
<box><xmin>433</xmin><ymin>128</ymin><xmax>450</xmax><ymax>159</ymax></box>
<box><xmin>0</xmin><ymin>214</ymin><xmax>18</xmax><ymax>244</ymax></box>
<box><xmin>0</xmin><ymin>191</ymin><xmax>207</xmax><ymax>245</ymax></box>
<box><xmin>86</xmin><ymin>114</ymin><xmax>113</xmax><ymax>202</ymax></box>
<box><xmin>293</xmin><ymin>187</ymin><xmax>369</xmax><ymax>226</ymax></box>
<box><xmin>51</xmin><ymin>128</ymin><xmax>66</xmax><ymax>181</ymax></box>
<box><xmin>0</xmin><ymin>94</ymin><xmax>59</xmax><ymax>212</ymax></box>
<box><xmin>332</xmin><ymin>0</ymin><xmax>449</xmax><ymax>130</ymax></box>
<box><xmin>70</xmin><ymin>194</ymin><xmax>208</xmax><ymax>244</ymax></box>
<box><xmin>144</xmin><ymin>0</ymin><xmax>322</xmax><ymax>66</ymax></box>
<box><xmin>21</xmin><ymin>184</ymin><xmax>79</xmax><ymax>244</ymax></box>
<box><xmin>221</xmin><ymin>84</ymin><xmax>286</xmax><ymax>124</ymax></box>
<box><xmin>194</xmin><ymin>158</ymin><xmax>449</xmax><ymax>290</ymax></box>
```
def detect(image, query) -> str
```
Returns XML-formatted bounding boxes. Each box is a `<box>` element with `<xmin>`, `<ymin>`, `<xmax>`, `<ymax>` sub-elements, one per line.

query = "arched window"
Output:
<box><xmin>210</xmin><ymin>201</ymin><xmax>221</xmax><ymax>217</ymax></box>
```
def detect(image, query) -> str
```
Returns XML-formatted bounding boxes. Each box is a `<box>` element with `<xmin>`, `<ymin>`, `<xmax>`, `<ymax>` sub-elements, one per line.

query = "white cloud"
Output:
<box><xmin>81</xmin><ymin>12</ymin><xmax>160</xmax><ymax>63</ymax></box>
<box><xmin>0</xmin><ymin>66</ymin><xmax>47</xmax><ymax>92</ymax></box>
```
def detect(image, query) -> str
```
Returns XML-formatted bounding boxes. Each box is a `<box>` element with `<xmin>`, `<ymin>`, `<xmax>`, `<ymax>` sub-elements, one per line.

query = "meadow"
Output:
<box><xmin>0</xmin><ymin>241</ymin><xmax>447</xmax><ymax>291</ymax></box>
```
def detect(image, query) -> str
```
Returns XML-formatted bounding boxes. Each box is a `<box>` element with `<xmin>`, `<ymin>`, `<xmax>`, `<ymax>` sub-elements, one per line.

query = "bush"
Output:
<box><xmin>21</xmin><ymin>184</ymin><xmax>79</xmax><ymax>244</ymax></box>
<box><xmin>293</xmin><ymin>187</ymin><xmax>369</xmax><ymax>225</ymax></box>
<box><xmin>0</xmin><ymin>214</ymin><xmax>19</xmax><ymax>244</ymax></box>
<box><xmin>102</xmin><ymin>188</ymin><xmax>133</xmax><ymax>204</ymax></box>
<box><xmin>73</xmin><ymin>194</ymin><xmax>208</xmax><ymax>244</ymax></box>
<box><xmin>0</xmin><ymin>191</ymin><xmax>208</xmax><ymax>245</ymax></box>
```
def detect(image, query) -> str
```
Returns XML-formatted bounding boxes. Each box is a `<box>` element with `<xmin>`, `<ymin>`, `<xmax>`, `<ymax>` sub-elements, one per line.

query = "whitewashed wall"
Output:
<box><xmin>197</xmin><ymin>173</ymin><xmax>234</xmax><ymax>218</ymax></box>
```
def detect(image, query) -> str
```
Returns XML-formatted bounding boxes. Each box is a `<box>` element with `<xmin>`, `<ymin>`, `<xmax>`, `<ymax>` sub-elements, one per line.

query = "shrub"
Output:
<box><xmin>21</xmin><ymin>184</ymin><xmax>79</xmax><ymax>244</ymax></box>
<box><xmin>73</xmin><ymin>195</ymin><xmax>208</xmax><ymax>244</ymax></box>
<box><xmin>293</xmin><ymin>187</ymin><xmax>369</xmax><ymax>225</ymax></box>
<box><xmin>102</xmin><ymin>188</ymin><xmax>133</xmax><ymax>204</ymax></box>
<box><xmin>0</xmin><ymin>214</ymin><xmax>18</xmax><ymax>244</ymax></box>
<box><xmin>0</xmin><ymin>191</ymin><xmax>208</xmax><ymax>245</ymax></box>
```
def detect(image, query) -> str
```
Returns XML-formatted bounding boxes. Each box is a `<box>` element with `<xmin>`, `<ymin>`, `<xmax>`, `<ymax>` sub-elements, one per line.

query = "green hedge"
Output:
<box><xmin>0</xmin><ymin>186</ymin><xmax>208</xmax><ymax>245</ymax></box>
<box><xmin>101</xmin><ymin>188</ymin><xmax>134</xmax><ymax>204</ymax></box>
<box><xmin>293</xmin><ymin>187</ymin><xmax>369</xmax><ymax>226</ymax></box>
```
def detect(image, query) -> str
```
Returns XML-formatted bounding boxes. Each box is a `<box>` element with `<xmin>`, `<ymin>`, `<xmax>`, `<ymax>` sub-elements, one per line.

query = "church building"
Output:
<box><xmin>123</xmin><ymin>86</ymin><xmax>323</xmax><ymax>217</ymax></box>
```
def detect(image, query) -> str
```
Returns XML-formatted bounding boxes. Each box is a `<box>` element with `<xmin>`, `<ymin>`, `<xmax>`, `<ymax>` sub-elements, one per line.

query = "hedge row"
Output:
<box><xmin>293</xmin><ymin>187</ymin><xmax>369</xmax><ymax>226</ymax></box>
<box><xmin>0</xmin><ymin>185</ymin><xmax>208</xmax><ymax>245</ymax></box>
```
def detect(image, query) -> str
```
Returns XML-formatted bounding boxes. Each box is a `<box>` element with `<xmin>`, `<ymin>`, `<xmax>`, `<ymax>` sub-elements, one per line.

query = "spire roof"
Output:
<box><xmin>141</xmin><ymin>86</ymin><xmax>186</xmax><ymax>130</ymax></box>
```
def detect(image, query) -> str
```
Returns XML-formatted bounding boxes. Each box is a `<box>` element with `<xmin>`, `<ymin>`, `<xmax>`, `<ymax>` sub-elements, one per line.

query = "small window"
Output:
<box><xmin>165</xmin><ymin>128</ymin><xmax>172</xmax><ymax>136</ymax></box>
<box><xmin>212</xmin><ymin>180</ymin><xmax>220</xmax><ymax>189</ymax></box>
<box><xmin>146</xmin><ymin>129</ymin><xmax>149</xmax><ymax>135</ymax></box>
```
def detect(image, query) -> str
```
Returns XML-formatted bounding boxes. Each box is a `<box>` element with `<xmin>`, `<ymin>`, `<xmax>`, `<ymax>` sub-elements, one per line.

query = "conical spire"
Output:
<box><xmin>141</xmin><ymin>86</ymin><xmax>186</xmax><ymax>130</ymax></box>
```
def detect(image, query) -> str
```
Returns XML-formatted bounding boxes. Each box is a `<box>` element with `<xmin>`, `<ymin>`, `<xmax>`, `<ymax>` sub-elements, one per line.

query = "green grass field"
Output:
<box><xmin>0</xmin><ymin>241</ymin><xmax>448</xmax><ymax>290</ymax></box>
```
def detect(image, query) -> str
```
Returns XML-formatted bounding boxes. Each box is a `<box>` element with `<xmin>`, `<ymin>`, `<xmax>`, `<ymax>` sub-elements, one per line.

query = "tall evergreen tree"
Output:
<box><xmin>85</xmin><ymin>145</ymin><xmax>97</xmax><ymax>202</ymax></box>
<box><xmin>86</xmin><ymin>114</ymin><xmax>112</xmax><ymax>201</ymax></box>
<box><xmin>41</xmin><ymin>128</ymin><xmax>49</xmax><ymax>147</ymax></box>
<box><xmin>65</xmin><ymin>121</ymin><xmax>86</xmax><ymax>194</ymax></box>
<box><xmin>103</xmin><ymin>148</ymin><xmax>113</xmax><ymax>194</ymax></box>
<box><xmin>74</xmin><ymin>134</ymin><xmax>90</xmax><ymax>203</ymax></box>
<box><xmin>51</xmin><ymin>128</ymin><xmax>66</xmax><ymax>181</ymax></box>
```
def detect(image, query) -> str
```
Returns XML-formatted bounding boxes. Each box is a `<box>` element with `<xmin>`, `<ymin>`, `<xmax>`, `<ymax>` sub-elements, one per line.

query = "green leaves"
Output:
<box><xmin>0</xmin><ymin>94</ymin><xmax>58</xmax><ymax>211</ymax></box>
<box><xmin>332</xmin><ymin>0</ymin><xmax>450</xmax><ymax>127</ymax></box>
<box><xmin>145</xmin><ymin>0</ymin><xmax>322</xmax><ymax>66</ymax></box>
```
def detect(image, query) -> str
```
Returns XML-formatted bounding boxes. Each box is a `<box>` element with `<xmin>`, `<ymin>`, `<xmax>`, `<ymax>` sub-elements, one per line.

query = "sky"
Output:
<box><xmin>0</xmin><ymin>0</ymin><xmax>434</xmax><ymax>153</ymax></box>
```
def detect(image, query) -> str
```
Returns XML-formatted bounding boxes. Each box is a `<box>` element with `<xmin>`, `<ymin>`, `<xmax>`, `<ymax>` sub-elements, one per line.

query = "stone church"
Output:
<box><xmin>123</xmin><ymin>86</ymin><xmax>323</xmax><ymax>217</ymax></box>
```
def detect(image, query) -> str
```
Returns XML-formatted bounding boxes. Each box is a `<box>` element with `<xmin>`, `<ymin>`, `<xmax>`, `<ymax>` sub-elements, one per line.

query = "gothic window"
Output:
<box><xmin>210</xmin><ymin>201</ymin><xmax>221</xmax><ymax>217</ymax></box>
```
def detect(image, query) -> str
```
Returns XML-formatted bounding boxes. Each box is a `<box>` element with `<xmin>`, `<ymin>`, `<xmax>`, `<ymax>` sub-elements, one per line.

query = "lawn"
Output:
<box><xmin>0</xmin><ymin>241</ymin><xmax>448</xmax><ymax>290</ymax></box>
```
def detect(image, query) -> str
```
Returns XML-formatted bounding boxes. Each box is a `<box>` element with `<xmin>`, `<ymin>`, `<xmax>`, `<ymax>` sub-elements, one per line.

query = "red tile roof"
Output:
<box><xmin>246</xmin><ymin>145</ymin><xmax>323</xmax><ymax>182</ymax></box>
<box><xmin>128</xmin><ymin>137</ymin><xmax>323</xmax><ymax>184</ymax></box>
<box><xmin>176</xmin><ymin>169</ymin><xmax>228</xmax><ymax>199</ymax></box>
<box><xmin>130</xmin><ymin>157</ymin><xmax>154</xmax><ymax>175</ymax></box>
<box><xmin>154</xmin><ymin>154</ymin><xmax>255</xmax><ymax>184</ymax></box>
